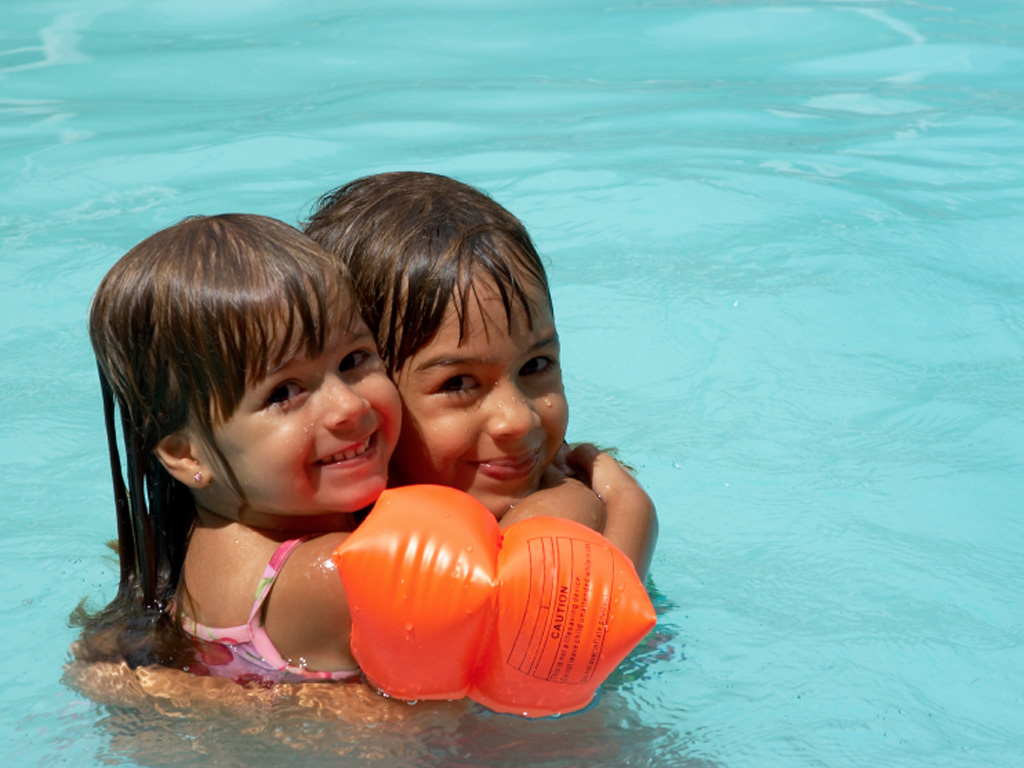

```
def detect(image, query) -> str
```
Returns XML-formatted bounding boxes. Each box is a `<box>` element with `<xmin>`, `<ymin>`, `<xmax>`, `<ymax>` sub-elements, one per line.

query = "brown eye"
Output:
<box><xmin>266</xmin><ymin>382</ymin><xmax>301</xmax><ymax>406</ymax></box>
<box><xmin>520</xmin><ymin>356</ymin><xmax>553</xmax><ymax>376</ymax></box>
<box><xmin>340</xmin><ymin>349</ymin><xmax>375</xmax><ymax>372</ymax></box>
<box><xmin>439</xmin><ymin>375</ymin><xmax>477</xmax><ymax>393</ymax></box>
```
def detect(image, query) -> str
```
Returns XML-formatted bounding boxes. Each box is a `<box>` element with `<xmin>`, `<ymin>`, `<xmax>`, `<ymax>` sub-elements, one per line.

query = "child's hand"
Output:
<box><xmin>565</xmin><ymin>444</ymin><xmax>638</xmax><ymax>499</ymax></box>
<box><xmin>564</xmin><ymin>443</ymin><xmax>658</xmax><ymax>580</ymax></box>
<box><xmin>549</xmin><ymin>441</ymin><xmax>575</xmax><ymax>477</ymax></box>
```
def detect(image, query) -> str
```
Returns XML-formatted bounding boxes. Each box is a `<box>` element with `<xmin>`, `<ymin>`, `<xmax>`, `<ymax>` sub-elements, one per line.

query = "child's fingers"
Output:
<box><xmin>567</xmin><ymin>442</ymin><xmax>601</xmax><ymax>463</ymax></box>
<box><xmin>574</xmin><ymin>446</ymin><xmax>646</xmax><ymax>501</ymax></box>
<box><xmin>565</xmin><ymin>443</ymin><xmax>601</xmax><ymax>482</ymax></box>
<box><xmin>551</xmin><ymin>441</ymin><xmax>574</xmax><ymax>476</ymax></box>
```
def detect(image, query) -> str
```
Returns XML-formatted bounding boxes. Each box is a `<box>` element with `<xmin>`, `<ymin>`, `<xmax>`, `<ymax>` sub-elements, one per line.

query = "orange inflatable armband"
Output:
<box><xmin>333</xmin><ymin>484</ymin><xmax>499</xmax><ymax>700</ymax></box>
<box><xmin>332</xmin><ymin>485</ymin><xmax>656</xmax><ymax>717</ymax></box>
<box><xmin>469</xmin><ymin>515</ymin><xmax>655</xmax><ymax>716</ymax></box>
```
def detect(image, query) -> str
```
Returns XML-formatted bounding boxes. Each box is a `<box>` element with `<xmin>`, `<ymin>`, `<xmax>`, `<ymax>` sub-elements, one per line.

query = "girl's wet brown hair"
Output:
<box><xmin>75</xmin><ymin>214</ymin><xmax>353</xmax><ymax>668</ymax></box>
<box><xmin>91</xmin><ymin>214</ymin><xmax>353</xmax><ymax>452</ymax></box>
<box><xmin>303</xmin><ymin>171</ymin><xmax>552</xmax><ymax>377</ymax></box>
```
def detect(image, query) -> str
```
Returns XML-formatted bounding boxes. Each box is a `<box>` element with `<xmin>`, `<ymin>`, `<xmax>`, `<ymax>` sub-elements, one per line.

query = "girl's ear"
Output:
<box><xmin>154</xmin><ymin>432</ymin><xmax>210</xmax><ymax>488</ymax></box>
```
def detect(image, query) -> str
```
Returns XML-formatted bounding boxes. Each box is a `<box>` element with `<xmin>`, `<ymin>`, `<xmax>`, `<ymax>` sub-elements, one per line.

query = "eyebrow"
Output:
<box><xmin>264</xmin><ymin>327</ymin><xmax>376</xmax><ymax>377</ymax></box>
<box><xmin>413</xmin><ymin>332</ymin><xmax>560</xmax><ymax>373</ymax></box>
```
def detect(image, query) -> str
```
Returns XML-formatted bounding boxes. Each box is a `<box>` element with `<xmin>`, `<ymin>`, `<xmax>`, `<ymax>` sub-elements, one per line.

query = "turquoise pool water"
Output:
<box><xmin>3</xmin><ymin>1</ymin><xmax>1023</xmax><ymax>766</ymax></box>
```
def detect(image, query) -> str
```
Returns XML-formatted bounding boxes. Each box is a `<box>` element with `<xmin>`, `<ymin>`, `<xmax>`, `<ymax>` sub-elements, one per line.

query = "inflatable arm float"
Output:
<box><xmin>332</xmin><ymin>485</ymin><xmax>656</xmax><ymax>717</ymax></box>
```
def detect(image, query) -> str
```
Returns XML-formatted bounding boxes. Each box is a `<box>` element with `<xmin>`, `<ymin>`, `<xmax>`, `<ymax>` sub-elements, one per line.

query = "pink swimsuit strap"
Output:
<box><xmin>182</xmin><ymin>536</ymin><xmax>359</xmax><ymax>684</ymax></box>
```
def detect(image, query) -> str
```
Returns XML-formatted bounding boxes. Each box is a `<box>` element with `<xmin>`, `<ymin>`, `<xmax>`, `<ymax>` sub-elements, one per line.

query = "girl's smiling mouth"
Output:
<box><xmin>318</xmin><ymin>434</ymin><xmax>375</xmax><ymax>465</ymax></box>
<box><xmin>472</xmin><ymin>449</ymin><xmax>541</xmax><ymax>482</ymax></box>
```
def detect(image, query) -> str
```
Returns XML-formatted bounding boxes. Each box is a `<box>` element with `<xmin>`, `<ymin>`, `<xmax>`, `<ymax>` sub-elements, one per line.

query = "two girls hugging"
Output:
<box><xmin>73</xmin><ymin>172</ymin><xmax>658</xmax><ymax>712</ymax></box>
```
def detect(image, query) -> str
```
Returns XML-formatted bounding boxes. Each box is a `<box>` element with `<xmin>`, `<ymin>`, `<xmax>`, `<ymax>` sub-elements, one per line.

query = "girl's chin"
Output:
<box><xmin>319</xmin><ymin>474</ymin><xmax>389</xmax><ymax>511</ymax></box>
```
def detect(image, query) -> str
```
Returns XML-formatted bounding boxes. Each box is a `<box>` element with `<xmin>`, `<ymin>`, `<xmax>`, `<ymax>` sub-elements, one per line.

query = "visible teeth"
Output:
<box><xmin>322</xmin><ymin>437</ymin><xmax>371</xmax><ymax>464</ymax></box>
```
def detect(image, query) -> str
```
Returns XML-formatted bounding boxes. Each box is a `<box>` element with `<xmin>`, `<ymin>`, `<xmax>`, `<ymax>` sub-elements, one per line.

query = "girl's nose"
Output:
<box><xmin>320</xmin><ymin>375</ymin><xmax>370</xmax><ymax>428</ymax></box>
<box><xmin>488</xmin><ymin>384</ymin><xmax>541</xmax><ymax>439</ymax></box>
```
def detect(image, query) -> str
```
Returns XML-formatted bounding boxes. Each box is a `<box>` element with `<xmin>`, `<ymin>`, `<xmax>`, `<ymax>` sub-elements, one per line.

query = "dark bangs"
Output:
<box><xmin>197</xmin><ymin>244</ymin><xmax>353</xmax><ymax>425</ymax></box>
<box><xmin>303</xmin><ymin>171</ymin><xmax>554</xmax><ymax>377</ymax></box>
<box><xmin>91</xmin><ymin>214</ymin><xmax>353</xmax><ymax>454</ymax></box>
<box><xmin>174</xmin><ymin>217</ymin><xmax>355</xmax><ymax>430</ymax></box>
<box><xmin>392</xmin><ymin>226</ymin><xmax>551</xmax><ymax>372</ymax></box>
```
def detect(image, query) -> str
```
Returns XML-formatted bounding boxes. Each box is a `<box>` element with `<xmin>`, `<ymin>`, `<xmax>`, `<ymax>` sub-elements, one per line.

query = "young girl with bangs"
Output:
<box><xmin>76</xmin><ymin>214</ymin><xmax>402</xmax><ymax>681</ymax></box>
<box><xmin>304</xmin><ymin>172</ymin><xmax>657</xmax><ymax>579</ymax></box>
<box><xmin>74</xmin><ymin>183</ymin><xmax>655</xmax><ymax>705</ymax></box>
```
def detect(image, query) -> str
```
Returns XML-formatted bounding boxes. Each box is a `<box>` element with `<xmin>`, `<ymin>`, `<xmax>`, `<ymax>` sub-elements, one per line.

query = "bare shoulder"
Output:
<box><xmin>181</xmin><ymin>523</ymin><xmax>282</xmax><ymax>627</ymax></box>
<box><xmin>262</xmin><ymin>532</ymin><xmax>357</xmax><ymax>672</ymax></box>
<box><xmin>270</xmin><ymin>532</ymin><xmax>351</xmax><ymax>620</ymax></box>
<box><xmin>500</xmin><ymin>472</ymin><xmax>606</xmax><ymax>531</ymax></box>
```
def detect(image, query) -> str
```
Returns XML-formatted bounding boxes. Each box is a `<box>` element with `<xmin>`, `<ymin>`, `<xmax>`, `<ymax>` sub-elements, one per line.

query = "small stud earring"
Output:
<box><xmin>193</xmin><ymin>471</ymin><xmax>203</xmax><ymax>484</ymax></box>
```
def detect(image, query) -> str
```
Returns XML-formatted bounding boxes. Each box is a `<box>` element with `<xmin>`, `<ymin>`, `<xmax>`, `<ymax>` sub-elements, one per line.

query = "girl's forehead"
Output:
<box><xmin>254</xmin><ymin>300</ymin><xmax>363</xmax><ymax>379</ymax></box>
<box><xmin>442</xmin><ymin>277</ymin><xmax>555</xmax><ymax>347</ymax></box>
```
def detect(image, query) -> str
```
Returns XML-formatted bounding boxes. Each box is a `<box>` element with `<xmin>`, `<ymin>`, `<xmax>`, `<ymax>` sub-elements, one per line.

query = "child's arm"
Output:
<box><xmin>567</xmin><ymin>443</ymin><xmax>658</xmax><ymax>581</ymax></box>
<box><xmin>263</xmin><ymin>532</ymin><xmax>358</xmax><ymax>673</ymax></box>
<box><xmin>333</xmin><ymin>485</ymin><xmax>656</xmax><ymax>716</ymax></box>
<box><xmin>497</xmin><ymin>464</ymin><xmax>607</xmax><ymax>532</ymax></box>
